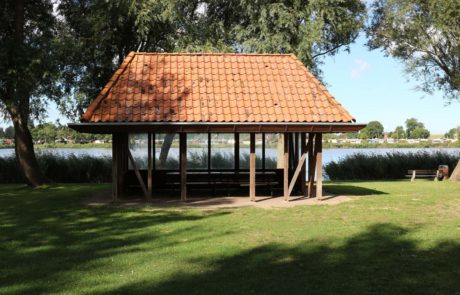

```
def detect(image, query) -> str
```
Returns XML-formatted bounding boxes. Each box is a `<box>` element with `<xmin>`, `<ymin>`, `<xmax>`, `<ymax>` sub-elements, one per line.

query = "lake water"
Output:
<box><xmin>1</xmin><ymin>147</ymin><xmax>459</xmax><ymax>165</ymax></box>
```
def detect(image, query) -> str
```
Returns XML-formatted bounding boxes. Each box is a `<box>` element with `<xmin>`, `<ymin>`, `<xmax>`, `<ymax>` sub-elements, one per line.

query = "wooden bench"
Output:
<box><xmin>406</xmin><ymin>170</ymin><xmax>438</xmax><ymax>181</ymax></box>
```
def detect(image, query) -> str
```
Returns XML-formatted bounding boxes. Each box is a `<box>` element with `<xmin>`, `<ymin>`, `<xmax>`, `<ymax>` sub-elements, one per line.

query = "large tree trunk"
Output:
<box><xmin>10</xmin><ymin>109</ymin><xmax>46</xmax><ymax>187</ymax></box>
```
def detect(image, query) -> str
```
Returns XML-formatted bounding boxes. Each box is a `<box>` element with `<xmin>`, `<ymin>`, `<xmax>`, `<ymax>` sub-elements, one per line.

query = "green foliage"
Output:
<box><xmin>445</xmin><ymin>127</ymin><xmax>460</xmax><ymax>139</ymax></box>
<box><xmin>405</xmin><ymin>118</ymin><xmax>430</xmax><ymax>139</ymax></box>
<box><xmin>0</xmin><ymin>0</ymin><xmax>60</xmax><ymax>117</ymax></box>
<box><xmin>325</xmin><ymin>151</ymin><xmax>460</xmax><ymax>180</ymax></box>
<box><xmin>359</xmin><ymin>120</ymin><xmax>384</xmax><ymax>139</ymax></box>
<box><xmin>391</xmin><ymin>126</ymin><xmax>406</xmax><ymax>139</ymax></box>
<box><xmin>4</xmin><ymin>126</ymin><xmax>14</xmax><ymax>139</ymax></box>
<box><xmin>366</xmin><ymin>0</ymin><xmax>460</xmax><ymax>101</ymax></box>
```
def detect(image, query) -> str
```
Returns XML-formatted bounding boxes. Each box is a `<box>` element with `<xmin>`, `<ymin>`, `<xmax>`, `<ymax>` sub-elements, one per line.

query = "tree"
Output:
<box><xmin>366</xmin><ymin>0</ymin><xmax>460</xmax><ymax>101</ymax></box>
<box><xmin>445</xmin><ymin>127</ymin><xmax>460</xmax><ymax>140</ymax></box>
<box><xmin>4</xmin><ymin>126</ymin><xmax>15</xmax><ymax>139</ymax></box>
<box><xmin>392</xmin><ymin>126</ymin><xmax>406</xmax><ymax>139</ymax></box>
<box><xmin>0</xmin><ymin>127</ymin><xmax>4</xmax><ymax>138</ymax></box>
<box><xmin>360</xmin><ymin>121</ymin><xmax>384</xmax><ymax>139</ymax></box>
<box><xmin>411</xmin><ymin>127</ymin><xmax>430</xmax><ymax>139</ymax></box>
<box><xmin>405</xmin><ymin>118</ymin><xmax>430</xmax><ymax>139</ymax></box>
<box><xmin>0</xmin><ymin>0</ymin><xmax>60</xmax><ymax>185</ymax></box>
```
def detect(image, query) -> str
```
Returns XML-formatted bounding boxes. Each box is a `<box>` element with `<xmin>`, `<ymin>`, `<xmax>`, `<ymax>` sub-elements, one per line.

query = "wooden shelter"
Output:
<box><xmin>69</xmin><ymin>52</ymin><xmax>365</xmax><ymax>201</ymax></box>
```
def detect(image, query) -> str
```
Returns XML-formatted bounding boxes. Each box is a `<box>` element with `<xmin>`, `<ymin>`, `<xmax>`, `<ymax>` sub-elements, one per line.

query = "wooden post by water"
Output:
<box><xmin>315</xmin><ymin>133</ymin><xmax>323</xmax><ymax>200</ymax></box>
<box><xmin>300</xmin><ymin>133</ymin><xmax>307</xmax><ymax>196</ymax></box>
<box><xmin>283</xmin><ymin>132</ymin><xmax>289</xmax><ymax>201</ymax></box>
<box><xmin>147</xmin><ymin>133</ymin><xmax>152</xmax><ymax>199</ymax></box>
<box><xmin>249</xmin><ymin>132</ymin><xmax>256</xmax><ymax>201</ymax></box>
<box><xmin>307</xmin><ymin>133</ymin><xmax>315</xmax><ymax>198</ymax></box>
<box><xmin>180</xmin><ymin>133</ymin><xmax>187</xmax><ymax>201</ymax></box>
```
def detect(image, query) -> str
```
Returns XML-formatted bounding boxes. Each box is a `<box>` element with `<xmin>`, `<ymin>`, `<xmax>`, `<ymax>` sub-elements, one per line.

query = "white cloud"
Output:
<box><xmin>351</xmin><ymin>59</ymin><xmax>370</xmax><ymax>79</ymax></box>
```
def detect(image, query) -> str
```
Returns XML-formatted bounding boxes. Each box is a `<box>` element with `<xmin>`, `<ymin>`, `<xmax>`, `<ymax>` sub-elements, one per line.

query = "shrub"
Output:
<box><xmin>325</xmin><ymin>151</ymin><xmax>460</xmax><ymax>180</ymax></box>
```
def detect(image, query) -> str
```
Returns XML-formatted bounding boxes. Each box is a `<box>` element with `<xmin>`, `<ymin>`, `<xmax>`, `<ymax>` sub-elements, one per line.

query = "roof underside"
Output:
<box><xmin>80</xmin><ymin>52</ymin><xmax>357</xmax><ymax>124</ymax></box>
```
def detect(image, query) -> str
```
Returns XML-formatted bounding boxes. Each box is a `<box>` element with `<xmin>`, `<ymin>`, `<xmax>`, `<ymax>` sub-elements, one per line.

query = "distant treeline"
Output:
<box><xmin>325</xmin><ymin>151</ymin><xmax>460</xmax><ymax>180</ymax></box>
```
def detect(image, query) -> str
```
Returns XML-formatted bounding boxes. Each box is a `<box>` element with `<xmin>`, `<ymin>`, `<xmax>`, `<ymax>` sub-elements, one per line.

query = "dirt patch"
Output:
<box><xmin>85</xmin><ymin>190</ymin><xmax>356</xmax><ymax>209</ymax></box>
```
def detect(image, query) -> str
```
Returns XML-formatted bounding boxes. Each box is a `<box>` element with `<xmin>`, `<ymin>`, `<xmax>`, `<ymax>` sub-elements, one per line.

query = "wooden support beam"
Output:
<box><xmin>180</xmin><ymin>133</ymin><xmax>187</xmax><ymax>201</ymax></box>
<box><xmin>207</xmin><ymin>132</ymin><xmax>211</xmax><ymax>173</ymax></box>
<box><xmin>249</xmin><ymin>132</ymin><xmax>256</xmax><ymax>201</ymax></box>
<box><xmin>288</xmin><ymin>152</ymin><xmax>307</xmax><ymax>197</ymax></box>
<box><xmin>147</xmin><ymin>133</ymin><xmax>152</xmax><ymax>199</ymax></box>
<box><xmin>300</xmin><ymin>133</ymin><xmax>307</xmax><ymax>196</ymax></box>
<box><xmin>283</xmin><ymin>132</ymin><xmax>289</xmax><ymax>201</ymax></box>
<box><xmin>111</xmin><ymin>133</ymin><xmax>119</xmax><ymax>201</ymax></box>
<box><xmin>315</xmin><ymin>133</ymin><xmax>323</xmax><ymax>200</ymax></box>
<box><xmin>127</xmin><ymin>149</ymin><xmax>149</xmax><ymax>199</ymax></box>
<box><xmin>234</xmin><ymin>133</ymin><xmax>240</xmax><ymax>172</ymax></box>
<box><xmin>307</xmin><ymin>133</ymin><xmax>315</xmax><ymax>198</ymax></box>
<box><xmin>262</xmin><ymin>133</ymin><xmax>266</xmax><ymax>171</ymax></box>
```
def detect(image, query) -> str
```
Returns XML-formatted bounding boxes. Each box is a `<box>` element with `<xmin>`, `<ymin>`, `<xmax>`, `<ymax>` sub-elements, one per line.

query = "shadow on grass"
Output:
<box><xmin>1</xmin><ymin>185</ymin><xmax>459</xmax><ymax>294</ymax></box>
<box><xmin>104</xmin><ymin>223</ymin><xmax>460</xmax><ymax>295</ymax></box>
<box><xmin>325</xmin><ymin>184</ymin><xmax>388</xmax><ymax>196</ymax></box>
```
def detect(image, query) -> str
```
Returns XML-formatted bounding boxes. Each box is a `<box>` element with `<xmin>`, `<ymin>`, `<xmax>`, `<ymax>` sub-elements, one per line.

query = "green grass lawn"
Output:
<box><xmin>1</xmin><ymin>181</ymin><xmax>460</xmax><ymax>294</ymax></box>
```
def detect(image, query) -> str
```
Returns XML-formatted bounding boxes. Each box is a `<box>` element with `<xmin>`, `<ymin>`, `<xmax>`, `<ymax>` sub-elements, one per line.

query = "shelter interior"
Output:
<box><xmin>113</xmin><ymin>131</ymin><xmax>325</xmax><ymax>201</ymax></box>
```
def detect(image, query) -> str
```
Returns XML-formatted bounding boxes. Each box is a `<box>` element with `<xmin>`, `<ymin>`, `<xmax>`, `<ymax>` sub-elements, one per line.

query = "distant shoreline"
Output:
<box><xmin>1</xmin><ymin>142</ymin><xmax>459</xmax><ymax>150</ymax></box>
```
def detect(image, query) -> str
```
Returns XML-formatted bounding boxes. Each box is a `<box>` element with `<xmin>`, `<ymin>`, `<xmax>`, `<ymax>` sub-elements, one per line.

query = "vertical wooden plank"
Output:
<box><xmin>152</xmin><ymin>133</ymin><xmax>156</xmax><ymax>171</ymax></box>
<box><xmin>180</xmin><ymin>133</ymin><xmax>187</xmax><ymax>201</ymax></box>
<box><xmin>111</xmin><ymin>133</ymin><xmax>119</xmax><ymax>201</ymax></box>
<box><xmin>307</xmin><ymin>133</ymin><xmax>315</xmax><ymax>198</ymax></box>
<box><xmin>249</xmin><ymin>133</ymin><xmax>256</xmax><ymax>201</ymax></box>
<box><xmin>283</xmin><ymin>132</ymin><xmax>289</xmax><ymax>201</ymax></box>
<box><xmin>234</xmin><ymin>133</ymin><xmax>240</xmax><ymax>172</ymax></box>
<box><xmin>207</xmin><ymin>132</ymin><xmax>211</xmax><ymax>173</ymax></box>
<box><xmin>147</xmin><ymin>133</ymin><xmax>152</xmax><ymax>199</ymax></box>
<box><xmin>315</xmin><ymin>133</ymin><xmax>323</xmax><ymax>200</ymax></box>
<box><xmin>300</xmin><ymin>133</ymin><xmax>307</xmax><ymax>196</ymax></box>
<box><xmin>262</xmin><ymin>133</ymin><xmax>266</xmax><ymax>172</ymax></box>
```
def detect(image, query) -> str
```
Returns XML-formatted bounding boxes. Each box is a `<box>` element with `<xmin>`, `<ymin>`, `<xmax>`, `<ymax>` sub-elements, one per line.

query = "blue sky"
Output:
<box><xmin>2</xmin><ymin>36</ymin><xmax>458</xmax><ymax>134</ymax></box>
<box><xmin>321</xmin><ymin>35</ymin><xmax>459</xmax><ymax>134</ymax></box>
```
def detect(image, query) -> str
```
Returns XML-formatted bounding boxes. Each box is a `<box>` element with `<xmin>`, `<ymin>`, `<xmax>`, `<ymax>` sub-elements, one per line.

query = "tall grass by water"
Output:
<box><xmin>0</xmin><ymin>151</ymin><xmax>277</xmax><ymax>183</ymax></box>
<box><xmin>325</xmin><ymin>151</ymin><xmax>460</xmax><ymax>180</ymax></box>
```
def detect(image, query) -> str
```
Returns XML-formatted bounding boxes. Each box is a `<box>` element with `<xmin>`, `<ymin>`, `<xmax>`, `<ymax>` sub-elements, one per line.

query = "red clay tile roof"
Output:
<box><xmin>81</xmin><ymin>52</ymin><xmax>355</xmax><ymax>123</ymax></box>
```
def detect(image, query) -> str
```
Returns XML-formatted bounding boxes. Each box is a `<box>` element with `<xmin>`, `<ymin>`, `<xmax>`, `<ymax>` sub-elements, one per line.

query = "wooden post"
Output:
<box><xmin>208</xmin><ymin>132</ymin><xmax>211</xmax><ymax>173</ymax></box>
<box><xmin>111</xmin><ymin>133</ymin><xmax>119</xmax><ymax>201</ymax></box>
<box><xmin>147</xmin><ymin>133</ymin><xmax>152</xmax><ymax>199</ymax></box>
<box><xmin>249</xmin><ymin>132</ymin><xmax>256</xmax><ymax>201</ymax></box>
<box><xmin>315</xmin><ymin>133</ymin><xmax>323</xmax><ymax>200</ymax></box>
<box><xmin>262</xmin><ymin>133</ymin><xmax>266</xmax><ymax>171</ymax></box>
<box><xmin>283</xmin><ymin>132</ymin><xmax>289</xmax><ymax>201</ymax></box>
<box><xmin>307</xmin><ymin>133</ymin><xmax>315</xmax><ymax>198</ymax></box>
<box><xmin>180</xmin><ymin>133</ymin><xmax>187</xmax><ymax>201</ymax></box>
<box><xmin>300</xmin><ymin>133</ymin><xmax>307</xmax><ymax>196</ymax></box>
<box><xmin>234</xmin><ymin>133</ymin><xmax>240</xmax><ymax>172</ymax></box>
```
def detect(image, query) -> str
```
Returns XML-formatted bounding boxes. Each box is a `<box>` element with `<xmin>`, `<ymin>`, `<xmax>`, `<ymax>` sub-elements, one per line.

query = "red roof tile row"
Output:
<box><xmin>81</xmin><ymin>52</ymin><xmax>355</xmax><ymax>123</ymax></box>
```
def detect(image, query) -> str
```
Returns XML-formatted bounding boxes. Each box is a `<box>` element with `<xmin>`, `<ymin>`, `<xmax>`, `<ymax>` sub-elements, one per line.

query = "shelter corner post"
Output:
<box><xmin>283</xmin><ymin>132</ymin><xmax>289</xmax><ymax>201</ymax></box>
<box><xmin>249</xmin><ymin>132</ymin><xmax>256</xmax><ymax>201</ymax></box>
<box><xmin>307</xmin><ymin>133</ymin><xmax>315</xmax><ymax>198</ymax></box>
<box><xmin>180</xmin><ymin>133</ymin><xmax>187</xmax><ymax>201</ymax></box>
<box><xmin>315</xmin><ymin>133</ymin><xmax>323</xmax><ymax>200</ymax></box>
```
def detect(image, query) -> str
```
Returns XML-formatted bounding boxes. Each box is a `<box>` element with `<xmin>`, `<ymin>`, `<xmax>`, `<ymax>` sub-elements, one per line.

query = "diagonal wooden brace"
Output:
<box><xmin>127</xmin><ymin>149</ymin><xmax>149</xmax><ymax>199</ymax></box>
